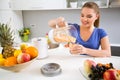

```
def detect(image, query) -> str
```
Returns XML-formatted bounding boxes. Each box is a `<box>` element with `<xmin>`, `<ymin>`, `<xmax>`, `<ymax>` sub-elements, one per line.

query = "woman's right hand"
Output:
<box><xmin>56</xmin><ymin>17</ymin><xmax>66</xmax><ymax>27</ymax></box>
<box><xmin>48</xmin><ymin>17</ymin><xmax>67</xmax><ymax>28</ymax></box>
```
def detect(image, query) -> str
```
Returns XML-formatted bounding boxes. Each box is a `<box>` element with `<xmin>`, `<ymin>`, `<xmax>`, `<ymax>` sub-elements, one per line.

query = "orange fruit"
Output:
<box><xmin>117</xmin><ymin>70</ymin><xmax>120</xmax><ymax>74</ymax></box>
<box><xmin>25</xmin><ymin>46</ymin><xmax>38</xmax><ymax>59</ymax></box>
<box><xmin>4</xmin><ymin>56</ymin><xmax>17</xmax><ymax>67</ymax></box>
<box><xmin>0</xmin><ymin>58</ymin><xmax>5</xmax><ymax>66</ymax></box>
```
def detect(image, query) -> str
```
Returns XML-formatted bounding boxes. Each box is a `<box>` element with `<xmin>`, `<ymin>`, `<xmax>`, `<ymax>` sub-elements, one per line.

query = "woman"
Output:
<box><xmin>48</xmin><ymin>2</ymin><xmax>111</xmax><ymax>57</ymax></box>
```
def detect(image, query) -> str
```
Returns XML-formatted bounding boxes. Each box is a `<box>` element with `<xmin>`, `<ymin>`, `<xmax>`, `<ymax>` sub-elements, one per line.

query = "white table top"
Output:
<box><xmin>1</xmin><ymin>46</ymin><xmax>120</xmax><ymax>80</ymax></box>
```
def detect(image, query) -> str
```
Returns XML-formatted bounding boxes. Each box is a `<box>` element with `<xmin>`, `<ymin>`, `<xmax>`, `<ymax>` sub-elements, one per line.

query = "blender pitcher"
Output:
<box><xmin>48</xmin><ymin>24</ymin><xmax>78</xmax><ymax>44</ymax></box>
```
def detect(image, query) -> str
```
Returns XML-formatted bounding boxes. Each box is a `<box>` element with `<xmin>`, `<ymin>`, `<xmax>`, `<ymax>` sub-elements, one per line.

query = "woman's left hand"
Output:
<box><xmin>69</xmin><ymin>44</ymin><xmax>87</xmax><ymax>55</ymax></box>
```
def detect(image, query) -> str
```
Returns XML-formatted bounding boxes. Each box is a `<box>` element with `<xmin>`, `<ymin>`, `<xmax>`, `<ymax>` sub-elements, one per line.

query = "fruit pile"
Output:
<box><xmin>0</xmin><ymin>23</ymin><xmax>38</xmax><ymax>67</ymax></box>
<box><xmin>0</xmin><ymin>43</ymin><xmax>38</xmax><ymax>67</ymax></box>
<box><xmin>84</xmin><ymin>59</ymin><xmax>120</xmax><ymax>80</ymax></box>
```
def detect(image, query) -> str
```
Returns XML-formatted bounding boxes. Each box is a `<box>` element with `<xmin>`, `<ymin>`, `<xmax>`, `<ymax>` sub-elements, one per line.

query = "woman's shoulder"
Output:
<box><xmin>95</xmin><ymin>28</ymin><xmax>107</xmax><ymax>33</ymax></box>
<box><xmin>95</xmin><ymin>28</ymin><xmax>108</xmax><ymax>38</ymax></box>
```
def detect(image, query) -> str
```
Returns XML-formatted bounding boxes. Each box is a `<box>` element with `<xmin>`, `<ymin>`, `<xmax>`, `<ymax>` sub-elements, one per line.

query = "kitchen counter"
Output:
<box><xmin>0</xmin><ymin>46</ymin><xmax>120</xmax><ymax>80</ymax></box>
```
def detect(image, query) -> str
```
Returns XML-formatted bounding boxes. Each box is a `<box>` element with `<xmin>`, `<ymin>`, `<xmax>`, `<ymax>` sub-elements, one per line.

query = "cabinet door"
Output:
<box><xmin>9</xmin><ymin>0</ymin><xmax>67</xmax><ymax>10</ymax></box>
<box><xmin>0</xmin><ymin>0</ymin><xmax>10</xmax><ymax>10</ymax></box>
<box><xmin>42</xmin><ymin>0</ymin><xmax>66</xmax><ymax>9</ymax></box>
<box><xmin>10</xmin><ymin>0</ymin><xmax>40</xmax><ymax>10</ymax></box>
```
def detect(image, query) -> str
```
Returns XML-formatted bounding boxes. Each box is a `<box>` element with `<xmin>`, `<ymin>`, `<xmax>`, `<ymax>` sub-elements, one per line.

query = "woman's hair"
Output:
<box><xmin>82</xmin><ymin>2</ymin><xmax>100</xmax><ymax>28</ymax></box>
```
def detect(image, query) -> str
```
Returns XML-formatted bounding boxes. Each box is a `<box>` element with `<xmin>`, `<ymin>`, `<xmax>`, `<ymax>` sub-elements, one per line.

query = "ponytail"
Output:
<box><xmin>94</xmin><ymin>16</ymin><xmax>100</xmax><ymax>28</ymax></box>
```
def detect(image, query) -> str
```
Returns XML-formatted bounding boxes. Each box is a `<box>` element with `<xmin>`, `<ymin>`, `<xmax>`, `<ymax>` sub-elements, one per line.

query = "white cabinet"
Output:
<box><xmin>0</xmin><ymin>0</ymin><xmax>10</xmax><ymax>10</ymax></box>
<box><xmin>42</xmin><ymin>0</ymin><xmax>67</xmax><ymax>9</ymax></box>
<box><xmin>9</xmin><ymin>0</ymin><xmax>43</xmax><ymax>10</ymax></box>
<box><xmin>9</xmin><ymin>0</ymin><xmax>67</xmax><ymax>10</ymax></box>
<box><xmin>4</xmin><ymin>0</ymin><xmax>120</xmax><ymax>10</ymax></box>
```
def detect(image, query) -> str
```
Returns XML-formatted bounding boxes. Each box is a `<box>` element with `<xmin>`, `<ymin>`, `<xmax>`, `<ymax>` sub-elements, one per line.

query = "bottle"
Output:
<box><xmin>45</xmin><ymin>33</ymin><xmax>51</xmax><ymax>44</ymax></box>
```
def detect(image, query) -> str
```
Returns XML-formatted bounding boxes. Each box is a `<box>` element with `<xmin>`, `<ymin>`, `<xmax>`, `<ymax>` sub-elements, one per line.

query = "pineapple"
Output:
<box><xmin>0</xmin><ymin>23</ymin><xmax>15</xmax><ymax>58</ymax></box>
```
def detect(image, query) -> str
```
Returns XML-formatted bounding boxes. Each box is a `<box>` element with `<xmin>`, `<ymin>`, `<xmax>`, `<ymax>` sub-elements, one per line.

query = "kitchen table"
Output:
<box><xmin>0</xmin><ymin>45</ymin><xmax>120</xmax><ymax>80</ymax></box>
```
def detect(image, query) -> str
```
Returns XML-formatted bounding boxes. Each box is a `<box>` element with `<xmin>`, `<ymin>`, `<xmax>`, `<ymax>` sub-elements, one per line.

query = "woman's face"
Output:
<box><xmin>80</xmin><ymin>7</ymin><xmax>98</xmax><ymax>28</ymax></box>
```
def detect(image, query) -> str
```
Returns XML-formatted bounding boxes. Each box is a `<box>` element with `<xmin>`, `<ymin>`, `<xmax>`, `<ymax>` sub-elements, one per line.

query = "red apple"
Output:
<box><xmin>103</xmin><ymin>69</ymin><xmax>120</xmax><ymax>80</ymax></box>
<box><xmin>17</xmin><ymin>53</ymin><xmax>31</xmax><ymax>64</ymax></box>
<box><xmin>84</xmin><ymin>59</ymin><xmax>96</xmax><ymax>75</ymax></box>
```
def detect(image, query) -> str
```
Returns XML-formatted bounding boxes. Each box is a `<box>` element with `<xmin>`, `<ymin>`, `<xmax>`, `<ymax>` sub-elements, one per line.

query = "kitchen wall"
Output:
<box><xmin>0</xmin><ymin>10</ymin><xmax>23</xmax><ymax>43</ymax></box>
<box><xmin>23</xmin><ymin>8</ymin><xmax>120</xmax><ymax>44</ymax></box>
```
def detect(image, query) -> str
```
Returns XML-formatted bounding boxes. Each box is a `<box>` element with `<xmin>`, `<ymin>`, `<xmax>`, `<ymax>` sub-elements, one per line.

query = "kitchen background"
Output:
<box><xmin>23</xmin><ymin>8</ymin><xmax>120</xmax><ymax>45</ymax></box>
<box><xmin>0</xmin><ymin>0</ymin><xmax>120</xmax><ymax>45</ymax></box>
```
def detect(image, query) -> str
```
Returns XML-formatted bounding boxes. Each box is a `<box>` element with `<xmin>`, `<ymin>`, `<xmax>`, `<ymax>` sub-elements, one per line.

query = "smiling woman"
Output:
<box><xmin>48</xmin><ymin>2</ymin><xmax>111</xmax><ymax>57</ymax></box>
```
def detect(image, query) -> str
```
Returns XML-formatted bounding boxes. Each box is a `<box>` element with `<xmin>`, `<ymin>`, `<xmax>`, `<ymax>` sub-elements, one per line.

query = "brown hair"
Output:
<box><xmin>82</xmin><ymin>2</ymin><xmax>100</xmax><ymax>28</ymax></box>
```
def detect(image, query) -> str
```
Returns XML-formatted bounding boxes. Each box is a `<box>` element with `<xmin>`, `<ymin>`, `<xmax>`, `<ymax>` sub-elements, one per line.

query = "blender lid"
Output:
<box><xmin>41</xmin><ymin>63</ymin><xmax>61</xmax><ymax>77</ymax></box>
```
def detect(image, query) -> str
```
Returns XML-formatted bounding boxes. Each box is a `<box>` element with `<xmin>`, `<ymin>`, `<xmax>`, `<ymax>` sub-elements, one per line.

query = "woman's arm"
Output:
<box><xmin>86</xmin><ymin>36</ymin><xmax>111</xmax><ymax>57</ymax></box>
<box><xmin>70</xmin><ymin>36</ymin><xmax>111</xmax><ymax>57</ymax></box>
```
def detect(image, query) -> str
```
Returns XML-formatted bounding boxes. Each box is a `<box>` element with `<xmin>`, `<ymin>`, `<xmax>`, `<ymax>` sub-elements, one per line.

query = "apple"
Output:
<box><xmin>103</xmin><ymin>69</ymin><xmax>120</xmax><ymax>80</ymax></box>
<box><xmin>84</xmin><ymin>59</ymin><xmax>96</xmax><ymax>75</ymax></box>
<box><xmin>17</xmin><ymin>53</ymin><xmax>31</xmax><ymax>64</ymax></box>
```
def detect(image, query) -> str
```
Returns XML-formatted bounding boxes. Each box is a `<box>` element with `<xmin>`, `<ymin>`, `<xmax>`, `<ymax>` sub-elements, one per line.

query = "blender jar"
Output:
<box><xmin>48</xmin><ymin>24</ymin><xmax>78</xmax><ymax>44</ymax></box>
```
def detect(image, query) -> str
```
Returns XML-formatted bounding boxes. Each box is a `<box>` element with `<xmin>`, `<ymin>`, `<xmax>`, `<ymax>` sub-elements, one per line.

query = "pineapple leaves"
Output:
<box><xmin>0</xmin><ymin>23</ymin><xmax>14</xmax><ymax>47</ymax></box>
